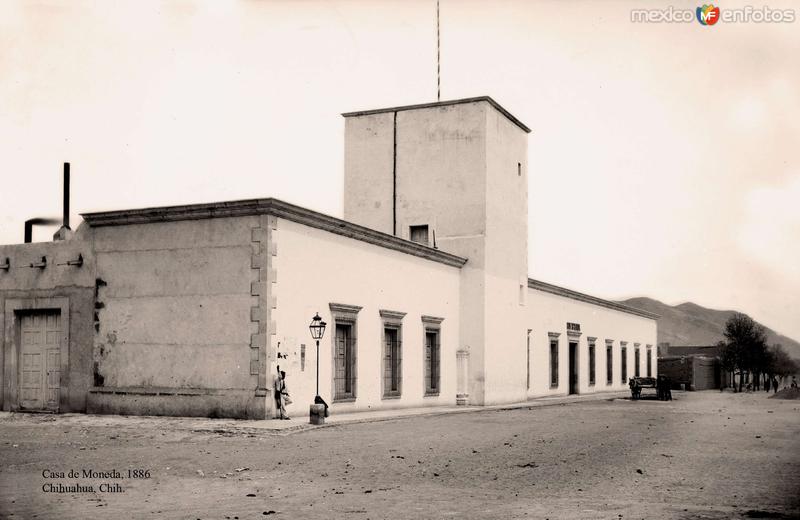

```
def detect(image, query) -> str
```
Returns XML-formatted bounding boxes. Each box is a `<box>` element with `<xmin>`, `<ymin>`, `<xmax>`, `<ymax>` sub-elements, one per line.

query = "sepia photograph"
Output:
<box><xmin>0</xmin><ymin>1</ymin><xmax>798</xmax><ymax>518</ymax></box>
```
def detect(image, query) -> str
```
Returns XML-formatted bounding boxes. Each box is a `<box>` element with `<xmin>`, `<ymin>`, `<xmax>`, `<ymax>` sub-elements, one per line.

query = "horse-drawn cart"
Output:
<box><xmin>629</xmin><ymin>376</ymin><xmax>655</xmax><ymax>399</ymax></box>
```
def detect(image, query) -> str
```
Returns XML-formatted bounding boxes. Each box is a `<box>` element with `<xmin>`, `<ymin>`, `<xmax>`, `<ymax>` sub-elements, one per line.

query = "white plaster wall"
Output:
<box><xmin>343</xmin><ymin>112</ymin><xmax>395</xmax><ymax>235</ymax></box>
<box><xmin>394</xmin><ymin>103</ymin><xmax>488</xmax><ymax>244</ymax></box>
<box><xmin>482</xmin><ymin>104</ymin><xmax>531</xmax><ymax>405</ymax></box>
<box><xmin>526</xmin><ymin>288</ymin><xmax>658</xmax><ymax>397</ymax></box>
<box><xmin>274</xmin><ymin>218</ymin><xmax>461</xmax><ymax>416</ymax></box>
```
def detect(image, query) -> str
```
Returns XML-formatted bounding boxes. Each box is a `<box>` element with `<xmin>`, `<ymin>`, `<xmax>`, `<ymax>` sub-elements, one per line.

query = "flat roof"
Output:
<box><xmin>528</xmin><ymin>278</ymin><xmax>660</xmax><ymax>320</ymax></box>
<box><xmin>81</xmin><ymin>198</ymin><xmax>468</xmax><ymax>269</ymax></box>
<box><xmin>342</xmin><ymin>96</ymin><xmax>531</xmax><ymax>134</ymax></box>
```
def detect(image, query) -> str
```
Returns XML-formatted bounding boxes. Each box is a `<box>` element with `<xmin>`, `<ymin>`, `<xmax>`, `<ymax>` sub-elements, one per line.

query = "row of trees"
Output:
<box><xmin>718</xmin><ymin>313</ymin><xmax>799</xmax><ymax>392</ymax></box>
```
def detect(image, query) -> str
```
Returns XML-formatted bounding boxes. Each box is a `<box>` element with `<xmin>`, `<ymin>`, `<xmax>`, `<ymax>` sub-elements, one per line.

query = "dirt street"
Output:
<box><xmin>1</xmin><ymin>391</ymin><xmax>798</xmax><ymax>520</ymax></box>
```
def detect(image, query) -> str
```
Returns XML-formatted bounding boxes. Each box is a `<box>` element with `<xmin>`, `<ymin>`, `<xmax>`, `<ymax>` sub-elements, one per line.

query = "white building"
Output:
<box><xmin>0</xmin><ymin>97</ymin><xmax>656</xmax><ymax>419</ymax></box>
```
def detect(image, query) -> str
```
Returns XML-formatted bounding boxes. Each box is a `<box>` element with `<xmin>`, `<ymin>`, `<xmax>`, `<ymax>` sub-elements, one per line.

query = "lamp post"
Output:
<box><xmin>308</xmin><ymin>313</ymin><xmax>327</xmax><ymax>415</ymax></box>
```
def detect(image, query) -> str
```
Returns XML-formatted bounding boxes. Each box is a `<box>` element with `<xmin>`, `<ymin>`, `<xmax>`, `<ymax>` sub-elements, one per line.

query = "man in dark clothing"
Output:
<box><xmin>274</xmin><ymin>370</ymin><xmax>290</xmax><ymax>420</ymax></box>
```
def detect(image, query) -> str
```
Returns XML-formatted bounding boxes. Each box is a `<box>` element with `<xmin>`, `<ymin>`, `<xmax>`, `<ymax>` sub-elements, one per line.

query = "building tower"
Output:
<box><xmin>343</xmin><ymin>97</ymin><xmax>531</xmax><ymax>404</ymax></box>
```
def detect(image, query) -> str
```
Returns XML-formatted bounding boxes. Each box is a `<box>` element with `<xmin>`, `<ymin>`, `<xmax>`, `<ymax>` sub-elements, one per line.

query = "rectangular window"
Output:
<box><xmin>634</xmin><ymin>347</ymin><xmax>641</xmax><ymax>377</ymax></box>
<box><xmin>647</xmin><ymin>346</ymin><xmax>652</xmax><ymax>377</ymax></box>
<box><xmin>606</xmin><ymin>343</ymin><xmax>613</xmax><ymax>385</ymax></box>
<box><xmin>621</xmin><ymin>346</ymin><xmax>628</xmax><ymax>383</ymax></box>
<box><xmin>334</xmin><ymin>323</ymin><xmax>356</xmax><ymax>401</ymax></box>
<box><xmin>588</xmin><ymin>343</ymin><xmax>596</xmax><ymax>386</ymax></box>
<box><xmin>409</xmin><ymin>225</ymin><xmax>429</xmax><ymax>245</ymax></box>
<box><xmin>550</xmin><ymin>339</ymin><xmax>559</xmax><ymax>387</ymax></box>
<box><xmin>424</xmin><ymin>330</ymin><xmax>440</xmax><ymax>395</ymax></box>
<box><xmin>383</xmin><ymin>327</ymin><xmax>402</xmax><ymax>397</ymax></box>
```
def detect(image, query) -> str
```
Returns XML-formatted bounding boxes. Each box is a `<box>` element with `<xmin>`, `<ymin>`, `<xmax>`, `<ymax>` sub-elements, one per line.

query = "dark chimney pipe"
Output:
<box><xmin>23</xmin><ymin>218</ymin><xmax>59</xmax><ymax>243</ymax></box>
<box><xmin>63</xmin><ymin>162</ymin><xmax>70</xmax><ymax>229</ymax></box>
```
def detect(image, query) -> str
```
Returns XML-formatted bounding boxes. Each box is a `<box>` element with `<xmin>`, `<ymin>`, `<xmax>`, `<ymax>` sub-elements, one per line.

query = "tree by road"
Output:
<box><xmin>721</xmin><ymin>313</ymin><xmax>767</xmax><ymax>392</ymax></box>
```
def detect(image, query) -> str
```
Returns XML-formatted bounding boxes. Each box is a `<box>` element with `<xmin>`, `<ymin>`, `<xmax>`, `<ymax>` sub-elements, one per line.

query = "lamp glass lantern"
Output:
<box><xmin>309</xmin><ymin>313</ymin><xmax>326</xmax><ymax>340</ymax></box>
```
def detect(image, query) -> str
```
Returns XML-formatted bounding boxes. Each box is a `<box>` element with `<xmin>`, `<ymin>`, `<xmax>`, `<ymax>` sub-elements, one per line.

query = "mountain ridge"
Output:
<box><xmin>619</xmin><ymin>297</ymin><xmax>800</xmax><ymax>360</ymax></box>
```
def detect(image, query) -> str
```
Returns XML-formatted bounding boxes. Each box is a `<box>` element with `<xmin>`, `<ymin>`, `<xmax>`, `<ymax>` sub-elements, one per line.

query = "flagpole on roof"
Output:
<box><xmin>437</xmin><ymin>0</ymin><xmax>441</xmax><ymax>101</ymax></box>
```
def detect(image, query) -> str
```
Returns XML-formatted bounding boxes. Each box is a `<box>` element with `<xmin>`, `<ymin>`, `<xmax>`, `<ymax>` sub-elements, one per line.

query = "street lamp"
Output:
<box><xmin>309</xmin><ymin>313</ymin><xmax>327</xmax><ymax>398</ymax></box>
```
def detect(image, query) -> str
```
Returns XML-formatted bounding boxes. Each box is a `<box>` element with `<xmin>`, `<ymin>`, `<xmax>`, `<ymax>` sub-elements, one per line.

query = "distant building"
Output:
<box><xmin>658</xmin><ymin>343</ymin><xmax>723</xmax><ymax>358</ymax></box>
<box><xmin>657</xmin><ymin>343</ymin><xmax>722</xmax><ymax>390</ymax></box>
<box><xmin>0</xmin><ymin>97</ymin><xmax>657</xmax><ymax>419</ymax></box>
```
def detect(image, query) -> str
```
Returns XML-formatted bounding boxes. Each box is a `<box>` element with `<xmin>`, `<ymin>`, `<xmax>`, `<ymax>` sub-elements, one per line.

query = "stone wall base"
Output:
<box><xmin>86</xmin><ymin>387</ymin><xmax>267</xmax><ymax>419</ymax></box>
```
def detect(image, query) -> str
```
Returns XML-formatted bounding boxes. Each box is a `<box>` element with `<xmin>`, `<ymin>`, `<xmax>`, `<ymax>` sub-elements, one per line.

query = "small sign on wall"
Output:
<box><xmin>567</xmin><ymin>322</ymin><xmax>581</xmax><ymax>332</ymax></box>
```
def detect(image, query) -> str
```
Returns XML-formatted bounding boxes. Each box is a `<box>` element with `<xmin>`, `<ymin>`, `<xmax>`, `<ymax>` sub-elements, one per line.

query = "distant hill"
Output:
<box><xmin>619</xmin><ymin>297</ymin><xmax>800</xmax><ymax>361</ymax></box>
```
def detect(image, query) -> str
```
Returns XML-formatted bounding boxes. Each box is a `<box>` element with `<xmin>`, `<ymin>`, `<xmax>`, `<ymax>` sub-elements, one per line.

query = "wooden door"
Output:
<box><xmin>334</xmin><ymin>324</ymin><xmax>355</xmax><ymax>400</ymax></box>
<box><xmin>19</xmin><ymin>312</ymin><xmax>61</xmax><ymax>411</ymax></box>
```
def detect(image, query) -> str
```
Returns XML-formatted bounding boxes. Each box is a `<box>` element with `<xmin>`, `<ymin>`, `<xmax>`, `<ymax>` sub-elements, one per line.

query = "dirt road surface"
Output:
<box><xmin>1</xmin><ymin>391</ymin><xmax>798</xmax><ymax>519</ymax></box>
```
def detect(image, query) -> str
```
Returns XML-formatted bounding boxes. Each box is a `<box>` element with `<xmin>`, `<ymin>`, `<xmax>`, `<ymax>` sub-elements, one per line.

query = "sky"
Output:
<box><xmin>1</xmin><ymin>0</ymin><xmax>798</xmax><ymax>341</ymax></box>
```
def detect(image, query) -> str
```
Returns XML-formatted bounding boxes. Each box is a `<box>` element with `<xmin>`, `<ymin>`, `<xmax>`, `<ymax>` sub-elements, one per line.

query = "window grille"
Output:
<box><xmin>621</xmin><ymin>346</ymin><xmax>628</xmax><ymax>383</ymax></box>
<box><xmin>634</xmin><ymin>347</ymin><xmax>641</xmax><ymax>378</ymax></box>
<box><xmin>606</xmin><ymin>344</ymin><xmax>613</xmax><ymax>385</ymax></box>
<box><xmin>383</xmin><ymin>328</ymin><xmax>402</xmax><ymax>397</ymax></box>
<box><xmin>646</xmin><ymin>346</ymin><xmax>652</xmax><ymax>377</ymax></box>
<box><xmin>550</xmin><ymin>340</ymin><xmax>559</xmax><ymax>387</ymax></box>
<box><xmin>588</xmin><ymin>343</ymin><xmax>596</xmax><ymax>386</ymax></box>
<box><xmin>425</xmin><ymin>330</ymin><xmax>440</xmax><ymax>395</ymax></box>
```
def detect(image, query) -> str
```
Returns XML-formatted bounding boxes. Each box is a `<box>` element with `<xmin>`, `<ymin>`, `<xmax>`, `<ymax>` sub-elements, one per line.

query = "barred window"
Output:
<box><xmin>646</xmin><ymin>345</ymin><xmax>652</xmax><ymax>377</ymax></box>
<box><xmin>550</xmin><ymin>339</ymin><xmax>559</xmax><ymax>387</ymax></box>
<box><xmin>588</xmin><ymin>342</ymin><xmax>596</xmax><ymax>386</ymax></box>
<box><xmin>383</xmin><ymin>327</ymin><xmax>402</xmax><ymax>397</ymax></box>
<box><xmin>422</xmin><ymin>316</ymin><xmax>444</xmax><ymax>396</ymax></box>
<box><xmin>606</xmin><ymin>342</ymin><xmax>613</xmax><ymax>385</ymax></box>
<box><xmin>634</xmin><ymin>346</ymin><xmax>641</xmax><ymax>378</ymax></box>
<box><xmin>425</xmin><ymin>330</ymin><xmax>440</xmax><ymax>395</ymax></box>
<box><xmin>621</xmin><ymin>345</ymin><xmax>628</xmax><ymax>384</ymax></box>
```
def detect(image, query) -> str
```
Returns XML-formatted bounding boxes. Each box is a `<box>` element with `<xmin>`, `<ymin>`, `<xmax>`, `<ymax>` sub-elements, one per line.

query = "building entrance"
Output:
<box><xmin>568</xmin><ymin>341</ymin><xmax>578</xmax><ymax>395</ymax></box>
<box><xmin>19</xmin><ymin>311</ymin><xmax>61</xmax><ymax>411</ymax></box>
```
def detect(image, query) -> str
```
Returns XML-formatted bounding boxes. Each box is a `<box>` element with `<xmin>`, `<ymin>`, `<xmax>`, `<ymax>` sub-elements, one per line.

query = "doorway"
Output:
<box><xmin>334</xmin><ymin>323</ymin><xmax>356</xmax><ymax>401</ymax></box>
<box><xmin>19</xmin><ymin>311</ymin><xmax>62</xmax><ymax>411</ymax></box>
<box><xmin>568</xmin><ymin>341</ymin><xmax>578</xmax><ymax>395</ymax></box>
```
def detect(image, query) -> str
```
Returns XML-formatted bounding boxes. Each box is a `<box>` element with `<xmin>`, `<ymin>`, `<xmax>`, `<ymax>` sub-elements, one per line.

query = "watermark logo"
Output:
<box><xmin>696</xmin><ymin>4</ymin><xmax>721</xmax><ymax>25</ymax></box>
<box><xmin>631</xmin><ymin>5</ymin><xmax>796</xmax><ymax>24</ymax></box>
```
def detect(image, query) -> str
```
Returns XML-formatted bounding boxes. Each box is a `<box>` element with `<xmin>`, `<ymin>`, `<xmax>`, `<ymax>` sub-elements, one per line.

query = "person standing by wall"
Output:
<box><xmin>274</xmin><ymin>369</ymin><xmax>291</xmax><ymax>420</ymax></box>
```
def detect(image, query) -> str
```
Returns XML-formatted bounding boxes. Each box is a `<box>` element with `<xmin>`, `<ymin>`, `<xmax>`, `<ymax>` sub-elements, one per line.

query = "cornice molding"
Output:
<box><xmin>342</xmin><ymin>96</ymin><xmax>531</xmax><ymax>134</ymax></box>
<box><xmin>81</xmin><ymin>198</ymin><xmax>468</xmax><ymax>269</ymax></box>
<box><xmin>421</xmin><ymin>315</ymin><xmax>444</xmax><ymax>325</ymax></box>
<box><xmin>379</xmin><ymin>309</ymin><xmax>407</xmax><ymax>321</ymax></box>
<box><xmin>329</xmin><ymin>303</ymin><xmax>363</xmax><ymax>315</ymax></box>
<box><xmin>528</xmin><ymin>278</ymin><xmax>659</xmax><ymax>320</ymax></box>
<box><xmin>548</xmin><ymin>332</ymin><xmax>561</xmax><ymax>339</ymax></box>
